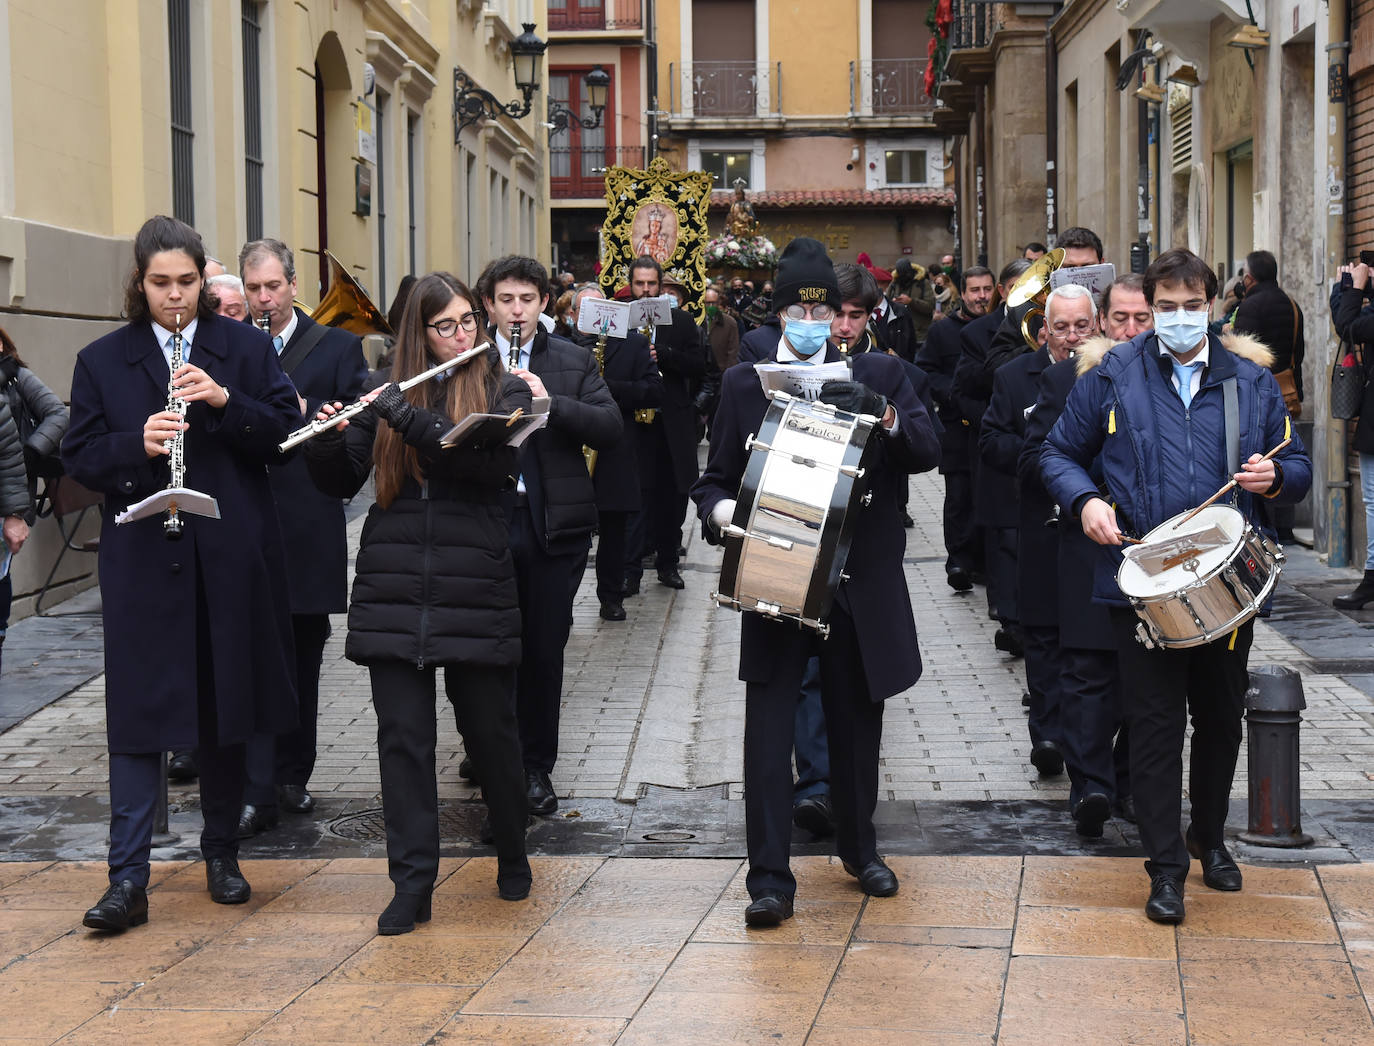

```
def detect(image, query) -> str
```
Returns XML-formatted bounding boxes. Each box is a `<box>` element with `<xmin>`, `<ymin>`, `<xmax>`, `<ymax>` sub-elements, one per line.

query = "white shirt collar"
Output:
<box><xmin>151</xmin><ymin>317</ymin><xmax>199</xmax><ymax>359</ymax></box>
<box><xmin>1157</xmin><ymin>337</ymin><xmax>1210</xmax><ymax>369</ymax></box>
<box><xmin>495</xmin><ymin>328</ymin><xmax>533</xmax><ymax>371</ymax></box>
<box><xmin>775</xmin><ymin>334</ymin><xmax>823</xmax><ymax>365</ymax></box>
<box><xmin>277</xmin><ymin>308</ymin><xmax>300</xmax><ymax>348</ymax></box>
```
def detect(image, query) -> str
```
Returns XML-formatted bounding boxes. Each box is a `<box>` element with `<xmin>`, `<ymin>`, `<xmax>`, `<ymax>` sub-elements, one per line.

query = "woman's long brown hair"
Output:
<box><xmin>373</xmin><ymin>272</ymin><xmax>498</xmax><ymax>508</ymax></box>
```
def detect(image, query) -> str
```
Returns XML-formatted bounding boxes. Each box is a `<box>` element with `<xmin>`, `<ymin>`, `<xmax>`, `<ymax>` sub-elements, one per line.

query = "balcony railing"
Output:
<box><xmin>950</xmin><ymin>0</ymin><xmax>991</xmax><ymax>50</ymax></box>
<box><xmin>551</xmin><ymin>145</ymin><xmax>645</xmax><ymax>199</ymax></box>
<box><xmin>669</xmin><ymin>61</ymin><xmax>781</xmax><ymax>118</ymax></box>
<box><xmin>547</xmin><ymin>0</ymin><xmax>643</xmax><ymax>32</ymax></box>
<box><xmin>850</xmin><ymin>58</ymin><xmax>936</xmax><ymax>117</ymax></box>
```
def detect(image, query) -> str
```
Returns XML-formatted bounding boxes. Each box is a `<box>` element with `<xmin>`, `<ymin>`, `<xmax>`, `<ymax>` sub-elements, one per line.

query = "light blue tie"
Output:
<box><xmin>273</xmin><ymin>334</ymin><xmax>284</xmax><ymax>355</ymax></box>
<box><xmin>1172</xmin><ymin>360</ymin><xmax>1201</xmax><ymax>408</ymax></box>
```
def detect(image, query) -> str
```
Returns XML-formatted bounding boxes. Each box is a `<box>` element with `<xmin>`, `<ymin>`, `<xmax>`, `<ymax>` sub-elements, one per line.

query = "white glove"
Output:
<box><xmin>710</xmin><ymin>499</ymin><xmax>737</xmax><ymax>531</ymax></box>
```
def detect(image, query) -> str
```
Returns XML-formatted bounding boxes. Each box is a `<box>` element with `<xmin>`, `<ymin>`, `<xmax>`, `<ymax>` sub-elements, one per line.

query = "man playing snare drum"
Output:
<box><xmin>691</xmin><ymin>237</ymin><xmax>940</xmax><ymax>928</ymax></box>
<box><xmin>1040</xmin><ymin>248</ymin><xmax>1311</xmax><ymax>925</ymax></box>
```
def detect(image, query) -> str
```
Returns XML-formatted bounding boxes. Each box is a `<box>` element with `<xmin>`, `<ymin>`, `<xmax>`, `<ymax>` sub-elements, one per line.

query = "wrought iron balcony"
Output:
<box><xmin>547</xmin><ymin>0</ymin><xmax>643</xmax><ymax>32</ymax></box>
<box><xmin>850</xmin><ymin>58</ymin><xmax>936</xmax><ymax>118</ymax></box>
<box><xmin>669</xmin><ymin>61</ymin><xmax>781</xmax><ymax>119</ymax></box>
<box><xmin>550</xmin><ymin>145</ymin><xmax>645</xmax><ymax>199</ymax></box>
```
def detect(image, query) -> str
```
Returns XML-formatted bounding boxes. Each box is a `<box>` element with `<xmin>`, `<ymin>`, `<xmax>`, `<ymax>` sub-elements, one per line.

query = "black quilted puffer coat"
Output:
<box><xmin>305</xmin><ymin>366</ymin><xmax>532</xmax><ymax>669</ymax></box>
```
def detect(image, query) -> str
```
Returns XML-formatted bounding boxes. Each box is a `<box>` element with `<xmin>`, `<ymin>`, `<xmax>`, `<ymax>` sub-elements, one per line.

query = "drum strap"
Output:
<box><xmin>1222</xmin><ymin>376</ymin><xmax>1240</xmax><ymax>481</ymax></box>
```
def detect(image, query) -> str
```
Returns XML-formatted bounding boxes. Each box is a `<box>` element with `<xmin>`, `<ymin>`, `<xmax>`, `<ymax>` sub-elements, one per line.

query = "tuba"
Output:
<box><xmin>300</xmin><ymin>251</ymin><xmax>395</xmax><ymax>339</ymax></box>
<box><xmin>1005</xmin><ymin>247</ymin><xmax>1065</xmax><ymax>351</ymax></box>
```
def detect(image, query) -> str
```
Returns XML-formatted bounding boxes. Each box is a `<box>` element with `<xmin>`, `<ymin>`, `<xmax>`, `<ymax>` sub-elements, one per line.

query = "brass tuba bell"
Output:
<box><xmin>1005</xmin><ymin>247</ymin><xmax>1065</xmax><ymax>351</ymax></box>
<box><xmin>299</xmin><ymin>251</ymin><xmax>396</xmax><ymax>339</ymax></box>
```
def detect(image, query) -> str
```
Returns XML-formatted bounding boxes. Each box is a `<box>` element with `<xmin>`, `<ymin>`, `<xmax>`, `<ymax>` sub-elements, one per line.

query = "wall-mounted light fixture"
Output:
<box><xmin>453</xmin><ymin>23</ymin><xmax>548</xmax><ymax>140</ymax></box>
<box><xmin>1224</xmin><ymin>24</ymin><xmax>1270</xmax><ymax>50</ymax></box>
<box><xmin>547</xmin><ymin>65</ymin><xmax>611</xmax><ymax>139</ymax></box>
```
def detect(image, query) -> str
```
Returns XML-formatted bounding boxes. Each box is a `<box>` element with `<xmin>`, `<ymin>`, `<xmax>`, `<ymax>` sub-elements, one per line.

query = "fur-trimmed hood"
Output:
<box><xmin>1073</xmin><ymin>329</ymin><xmax>1273</xmax><ymax>376</ymax></box>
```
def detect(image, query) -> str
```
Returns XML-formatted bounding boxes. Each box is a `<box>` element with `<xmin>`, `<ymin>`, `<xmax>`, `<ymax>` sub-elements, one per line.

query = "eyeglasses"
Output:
<box><xmin>782</xmin><ymin>303</ymin><xmax>835</xmax><ymax>322</ymax></box>
<box><xmin>427</xmin><ymin>313</ymin><xmax>480</xmax><ymax>338</ymax></box>
<box><xmin>1050</xmin><ymin>321</ymin><xmax>1096</xmax><ymax>337</ymax></box>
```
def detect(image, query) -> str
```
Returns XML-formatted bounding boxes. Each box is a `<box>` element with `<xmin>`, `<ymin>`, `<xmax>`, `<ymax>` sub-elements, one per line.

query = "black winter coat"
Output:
<box><xmin>1333</xmin><ymin>286</ymin><xmax>1374</xmax><ymax>453</ymax></box>
<box><xmin>305</xmin><ymin>367</ymin><xmax>532</xmax><ymax>668</ymax></box>
<box><xmin>1233</xmin><ymin>279</ymin><xmax>1304</xmax><ymax>396</ymax></box>
<box><xmin>520</xmin><ymin>330</ymin><xmax>623</xmax><ymax>554</ymax></box>
<box><xmin>915</xmin><ymin>311</ymin><xmax>978</xmax><ymax>471</ymax></box>
<box><xmin>978</xmin><ymin>344</ymin><xmax>1050</xmax><ymax>529</ymax></box>
<box><xmin>268</xmin><ymin>309</ymin><xmax>368</xmax><ymax>615</ymax></box>
<box><xmin>649</xmin><ymin>308</ymin><xmax>708</xmax><ymax>492</ymax></box>
<box><xmin>593</xmin><ymin>331</ymin><xmax>662</xmax><ymax>512</ymax></box>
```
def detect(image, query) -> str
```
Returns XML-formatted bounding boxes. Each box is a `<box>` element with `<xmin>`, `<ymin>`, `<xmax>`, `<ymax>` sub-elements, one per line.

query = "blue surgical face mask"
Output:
<box><xmin>782</xmin><ymin>317</ymin><xmax>831</xmax><ymax>358</ymax></box>
<box><xmin>1153</xmin><ymin>308</ymin><xmax>1209</xmax><ymax>354</ymax></box>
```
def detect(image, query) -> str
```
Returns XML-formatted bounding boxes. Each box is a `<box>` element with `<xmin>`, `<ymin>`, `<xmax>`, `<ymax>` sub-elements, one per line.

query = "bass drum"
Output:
<box><xmin>714</xmin><ymin>392</ymin><xmax>877</xmax><ymax>635</ymax></box>
<box><xmin>1116</xmin><ymin>504</ymin><xmax>1284</xmax><ymax>649</ymax></box>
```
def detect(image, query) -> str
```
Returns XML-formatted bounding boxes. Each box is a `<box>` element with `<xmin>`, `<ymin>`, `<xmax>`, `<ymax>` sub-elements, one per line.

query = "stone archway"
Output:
<box><xmin>314</xmin><ymin>32</ymin><xmax>352</xmax><ymax>298</ymax></box>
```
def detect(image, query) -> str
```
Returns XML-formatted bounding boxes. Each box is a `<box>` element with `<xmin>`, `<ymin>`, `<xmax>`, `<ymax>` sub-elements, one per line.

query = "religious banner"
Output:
<box><xmin>599</xmin><ymin>156</ymin><xmax>712</xmax><ymax>319</ymax></box>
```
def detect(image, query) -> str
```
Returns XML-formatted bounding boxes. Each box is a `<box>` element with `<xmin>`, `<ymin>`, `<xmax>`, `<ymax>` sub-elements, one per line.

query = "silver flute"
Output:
<box><xmin>163</xmin><ymin>313</ymin><xmax>188</xmax><ymax>540</ymax></box>
<box><xmin>277</xmin><ymin>344</ymin><xmax>486</xmax><ymax>452</ymax></box>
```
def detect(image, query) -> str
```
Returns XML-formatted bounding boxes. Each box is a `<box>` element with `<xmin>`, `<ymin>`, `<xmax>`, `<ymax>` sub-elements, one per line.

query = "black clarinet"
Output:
<box><xmin>508</xmin><ymin>321</ymin><xmax>522</xmax><ymax>369</ymax></box>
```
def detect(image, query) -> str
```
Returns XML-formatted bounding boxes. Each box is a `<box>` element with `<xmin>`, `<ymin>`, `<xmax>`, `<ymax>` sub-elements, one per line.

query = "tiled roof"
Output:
<box><xmin>709</xmin><ymin>187</ymin><xmax>954</xmax><ymax>208</ymax></box>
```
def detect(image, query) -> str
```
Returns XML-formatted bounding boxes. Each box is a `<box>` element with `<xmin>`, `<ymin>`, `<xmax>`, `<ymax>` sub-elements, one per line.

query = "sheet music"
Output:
<box><xmin>114</xmin><ymin>487</ymin><xmax>221</xmax><ymax>526</ymax></box>
<box><xmin>1050</xmin><ymin>262</ymin><xmax>1116</xmax><ymax>300</ymax></box>
<box><xmin>439</xmin><ymin>410</ymin><xmax>549</xmax><ymax>449</ymax></box>
<box><xmin>754</xmin><ymin>362</ymin><xmax>851</xmax><ymax>402</ymax></box>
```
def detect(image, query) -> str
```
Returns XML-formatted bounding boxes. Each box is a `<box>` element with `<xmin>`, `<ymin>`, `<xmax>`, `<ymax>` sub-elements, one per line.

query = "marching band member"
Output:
<box><xmin>1040</xmin><ymin>248</ymin><xmax>1311</xmax><ymax>924</ymax></box>
<box><xmin>691</xmin><ymin>237</ymin><xmax>940</xmax><ymax>927</ymax></box>
<box><xmin>304</xmin><ymin>272</ymin><xmax>534</xmax><ymax>933</ymax></box>
<box><xmin>65</xmin><ymin>215</ymin><xmax>300</xmax><ymax>931</ymax></box>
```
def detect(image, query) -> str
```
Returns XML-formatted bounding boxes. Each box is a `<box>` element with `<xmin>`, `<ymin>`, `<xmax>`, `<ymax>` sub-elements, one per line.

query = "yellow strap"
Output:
<box><xmin>1228</xmin><ymin>629</ymin><xmax>1238</xmax><ymax>651</ymax></box>
<box><xmin>1284</xmin><ymin>415</ymin><xmax>1291</xmax><ymax>441</ymax></box>
<box><xmin>1108</xmin><ymin>407</ymin><xmax>1116</xmax><ymax>435</ymax></box>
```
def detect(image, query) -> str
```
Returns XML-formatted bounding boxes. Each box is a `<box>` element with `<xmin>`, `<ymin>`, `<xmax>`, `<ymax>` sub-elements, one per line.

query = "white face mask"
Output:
<box><xmin>1152</xmin><ymin>308</ymin><xmax>1209</xmax><ymax>354</ymax></box>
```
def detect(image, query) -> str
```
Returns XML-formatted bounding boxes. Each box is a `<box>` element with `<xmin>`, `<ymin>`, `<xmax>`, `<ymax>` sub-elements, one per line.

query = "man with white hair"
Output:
<box><xmin>206</xmin><ymin>274</ymin><xmax>248</xmax><ymax>322</ymax></box>
<box><xmin>980</xmin><ymin>283</ymin><xmax>1097</xmax><ymax>780</ymax></box>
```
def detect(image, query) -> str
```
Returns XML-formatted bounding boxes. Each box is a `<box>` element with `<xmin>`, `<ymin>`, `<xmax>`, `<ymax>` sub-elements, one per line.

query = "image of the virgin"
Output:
<box><xmin>631</xmin><ymin>203</ymin><xmax>679</xmax><ymax>265</ymax></box>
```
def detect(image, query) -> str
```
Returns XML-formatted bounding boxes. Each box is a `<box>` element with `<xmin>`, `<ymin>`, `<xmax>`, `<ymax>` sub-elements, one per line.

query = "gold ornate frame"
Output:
<box><xmin>599</xmin><ymin>156</ymin><xmax>712</xmax><ymax>320</ymax></box>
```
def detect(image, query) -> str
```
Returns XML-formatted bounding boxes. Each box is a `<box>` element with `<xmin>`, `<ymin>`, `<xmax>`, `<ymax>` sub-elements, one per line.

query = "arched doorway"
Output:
<box><xmin>314</xmin><ymin>32</ymin><xmax>351</xmax><ymax>298</ymax></box>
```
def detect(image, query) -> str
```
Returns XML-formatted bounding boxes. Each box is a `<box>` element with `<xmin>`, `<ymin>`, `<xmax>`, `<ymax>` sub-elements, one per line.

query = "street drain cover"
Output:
<box><xmin>642</xmin><ymin>831</ymin><xmax>696</xmax><ymax>843</ymax></box>
<box><xmin>329</xmin><ymin>802</ymin><xmax>486</xmax><ymax>842</ymax></box>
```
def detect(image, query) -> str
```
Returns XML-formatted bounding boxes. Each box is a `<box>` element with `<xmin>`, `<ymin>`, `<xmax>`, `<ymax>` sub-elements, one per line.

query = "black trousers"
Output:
<box><xmin>627</xmin><ymin>420</ymin><xmax>687</xmax><ymax>579</ymax></box>
<box><xmin>595</xmin><ymin>510</ymin><xmax>630</xmax><ymax>602</ymax></box>
<box><xmin>1059</xmin><ymin>645</ymin><xmax>1124</xmax><ymax>809</ymax></box>
<box><xmin>942</xmin><ymin>467</ymin><xmax>981</xmax><ymax>574</ymax></box>
<box><xmin>510</xmin><ymin>503</ymin><xmax>585</xmax><ymax>773</ymax></box>
<box><xmin>985</xmin><ymin>525</ymin><xmax>1019</xmax><ymax>625</ymax></box>
<box><xmin>1022</xmin><ymin>624</ymin><xmax>1061</xmax><ymax>747</ymax></box>
<box><xmin>369</xmin><ymin>661</ymin><xmax>527</xmax><ymax>895</ymax></box>
<box><xmin>743</xmin><ymin>604</ymin><xmax>884</xmax><ymax>899</ymax></box>
<box><xmin>1110</xmin><ymin>610</ymin><xmax>1253</xmax><ymax>883</ymax></box>
<box><xmin>108</xmin><ymin>574</ymin><xmax>244</xmax><ymax>886</ymax></box>
<box><xmin>244</xmin><ymin>613</ymin><xmax>331</xmax><ymax>808</ymax></box>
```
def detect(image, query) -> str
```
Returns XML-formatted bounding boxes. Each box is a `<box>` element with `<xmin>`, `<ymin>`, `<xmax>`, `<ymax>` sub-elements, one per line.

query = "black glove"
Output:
<box><xmin>371</xmin><ymin>383</ymin><xmax>416</xmax><ymax>431</ymax></box>
<box><xmin>818</xmin><ymin>380</ymin><xmax>888</xmax><ymax>421</ymax></box>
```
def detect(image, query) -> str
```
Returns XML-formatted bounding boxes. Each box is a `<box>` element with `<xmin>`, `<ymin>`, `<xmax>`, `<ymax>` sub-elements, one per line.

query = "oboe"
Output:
<box><xmin>277</xmin><ymin>344</ymin><xmax>486</xmax><ymax>452</ymax></box>
<box><xmin>164</xmin><ymin>313</ymin><xmax>188</xmax><ymax>540</ymax></box>
<box><xmin>257</xmin><ymin>311</ymin><xmax>271</xmax><ymax>335</ymax></box>
<box><xmin>508</xmin><ymin>321</ymin><xmax>522</xmax><ymax>369</ymax></box>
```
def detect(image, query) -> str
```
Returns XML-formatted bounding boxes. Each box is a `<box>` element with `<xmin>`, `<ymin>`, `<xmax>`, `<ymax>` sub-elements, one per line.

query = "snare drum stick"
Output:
<box><xmin>1171</xmin><ymin>438</ymin><xmax>1292</xmax><ymax>530</ymax></box>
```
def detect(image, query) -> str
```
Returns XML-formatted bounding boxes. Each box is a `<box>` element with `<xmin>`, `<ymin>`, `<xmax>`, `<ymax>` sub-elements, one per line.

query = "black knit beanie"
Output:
<box><xmin>772</xmin><ymin>237</ymin><xmax>839</xmax><ymax>312</ymax></box>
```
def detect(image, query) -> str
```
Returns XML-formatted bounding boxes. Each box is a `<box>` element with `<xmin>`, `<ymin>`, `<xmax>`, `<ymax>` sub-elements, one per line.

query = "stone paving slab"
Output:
<box><xmin>2</xmin><ymin>855</ymin><xmax>1372</xmax><ymax>1045</ymax></box>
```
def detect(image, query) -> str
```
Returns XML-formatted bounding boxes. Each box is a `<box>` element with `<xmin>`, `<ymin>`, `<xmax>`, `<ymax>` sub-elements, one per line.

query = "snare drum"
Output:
<box><xmin>1116</xmin><ymin>504</ymin><xmax>1284</xmax><ymax>649</ymax></box>
<box><xmin>713</xmin><ymin>392</ymin><xmax>877</xmax><ymax>635</ymax></box>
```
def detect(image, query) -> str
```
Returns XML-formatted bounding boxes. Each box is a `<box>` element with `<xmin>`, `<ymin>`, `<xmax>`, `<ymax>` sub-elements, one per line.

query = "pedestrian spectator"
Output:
<box><xmin>1233</xmin><ymin>250</ymin><xmax>1304</xmax><ymax>418</ymax></box>
<box><xmin>553</xmin><ymin>290</ymin><xmax>576</xmax><ymax>339</ymax></box>
<box><xmin>887</xmin><ymin>259</ymin><xmax>937</xmax><ymax>349</ymax></box>
<box><xmin>1330</xmin><ymin>260</ymin><xmax>1374</xmax><ymax>608</ymax></box>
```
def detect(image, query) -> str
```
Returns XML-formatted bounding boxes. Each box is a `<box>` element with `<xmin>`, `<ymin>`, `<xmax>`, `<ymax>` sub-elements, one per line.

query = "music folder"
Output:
<box><xmin>440</xmin><ymin>408</ymin><xmax>548</xmax><ymax>450</ymax></box>
<box><xmin>114</xmin><ymin>487</ymin><xmax>221</xmax><ymax>527</ymax></box>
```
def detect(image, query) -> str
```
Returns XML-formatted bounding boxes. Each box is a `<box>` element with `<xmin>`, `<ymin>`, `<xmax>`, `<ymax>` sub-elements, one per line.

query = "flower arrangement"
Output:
<box><xmin>705</xmin><ymin>233</ymin><xmax>778</xmax><ymax>270</ymax></box>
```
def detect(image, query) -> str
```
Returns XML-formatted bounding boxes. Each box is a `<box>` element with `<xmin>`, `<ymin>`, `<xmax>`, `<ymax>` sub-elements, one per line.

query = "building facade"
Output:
<box><xmin>0</xmin><ymin>0</ymin><xmax>554</xmax><ymax>614</ymax></box>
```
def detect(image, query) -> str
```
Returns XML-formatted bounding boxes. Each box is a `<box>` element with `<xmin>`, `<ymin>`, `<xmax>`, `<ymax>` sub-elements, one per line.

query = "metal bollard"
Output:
<box><xmin>152</xmin><ymin>752</ymin><xmax>180</xmax><ymax>847</ymax></box>
<box><xmin>1237</xmin><ymin>664</ymin><xmax>1313</xmax><ymax>848</ymax></box>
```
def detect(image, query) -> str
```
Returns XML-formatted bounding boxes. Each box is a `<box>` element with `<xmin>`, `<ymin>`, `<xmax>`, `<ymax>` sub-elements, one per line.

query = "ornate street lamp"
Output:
<box><xmin>547</xmin><ymin>65</ymin><xmax>612</xmax><ymax>138</ymax></box>
<box><xmin>453</xmin><ymin>23</ymin><xmax>548</xmax><ymax>140</ymax></box>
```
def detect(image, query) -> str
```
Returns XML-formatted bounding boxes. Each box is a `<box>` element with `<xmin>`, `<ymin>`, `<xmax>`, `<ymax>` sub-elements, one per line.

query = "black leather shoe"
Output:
<box><xmin>166</xmin><ymin>750</ymin><xmax>198</xmax><ymax>781</ymax></box>
<box><xmin>497</xmin><ymin>858</ymin><xmax>533</xmax><ymax>902</ymax></box>
<box><xmin>83</xmin><ymin>880</ymin><xmax>148</xmax><ymax>931</ymax></box>
<box><xmin>792</xmin><ymin>794</ymin><xmax>836</xmax><ymax>837</ymax></box>
<box><xmin>236</xmin><ymin>804</ymin><xmax>279</xmax><ymax>839</ymax></box>
<box><xmin>744</xmin><ymin>891</ymin><xmax>794</xmax><ymax>927</ymax></box>
<box><xmin>1145</xmin><ymin>874</ymin><xmax>1185</xmax><ymax>924</ymax></box>
<box><xmin>206</xmin><ymin>857</ymin><xmax>251</xmax><ymax>904</ymax></box>
<box><xmin>900</xmin><ymin>510</ymin><xmax>915</xmax><ymax>528</ymax></box>
<box><xmin>947</xmin><ymin>568</ymin><xmax>973</xmax><ymax>592</ymax></box>
<box><xmin>525</xmin><ymin>769</ymin><xmax>558</xmax><ymax>816</ymax></box>
<box><xmin>842</xmin><ymin>858</ymin><xmax>899</xmax><ymax>897</ymax></box>
<box><xmin>1073</xmin><ymin>792</ymin><xmax>1111</xmax><ymax>839</ymax></box>
<box><xmin>277</xmin><ymin>785</ymin><xmax>314</xmax><ymax>814</ymax></box>
<box><xmin>623</xmin><ymin>576</ymin><xmax>641</xmax><ymax>597</ymax></box>
<box><xmin>994</xmin><ymin>628</ymin><xmax>1024</xmax><ymax>657</ymax></box>
<box><xmin>1113</xmin><ymin>796</ymin><xmax>1138</xmax><ymax>824</ymax></box>
<box><xmin>1186</xmin><ymin>827</ymin><xmax>1243</xmax><ymax>891</ymax></box>
<box><xmin>1021</xmin><ymin>692</ymin><xmax>1032</xmax><ymax>708</ymax></box>
<box><xmin>599</xmin><ymin>600</ymin><xmax>626</xmax><ymax>621</ymax></box>
<box><xmin>1030</xmin><ymin>740</ymin><xmax>1064</xmax><ymax>777</ymax></box>
<box><xmin>378</xmin><ymin>891</ymin><xmax>432</xmax><ymax>935</ymax></box>
<box><xmin>459</xmin><ymin>755</ymin><xmax>479</xmax><ymax>782</ymax></box>
<box><xmin>656</xmin><ymin>570</ymin><xmax>685</xmax><ymax>590</ymax></box>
